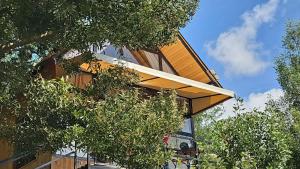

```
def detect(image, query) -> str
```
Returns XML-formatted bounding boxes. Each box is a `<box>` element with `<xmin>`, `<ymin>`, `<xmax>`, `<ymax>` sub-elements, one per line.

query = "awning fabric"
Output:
<box><xmin>80</xmin><ymin>54</ymin><xmax>234</xmax><ymax>115</ymax></box>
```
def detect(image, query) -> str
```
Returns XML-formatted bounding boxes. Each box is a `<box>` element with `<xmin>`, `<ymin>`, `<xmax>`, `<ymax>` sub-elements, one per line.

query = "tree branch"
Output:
<box><xmin>0</xmin><ymin>31</ymin><xmax>54</xmax><ymax>53</ymax></box>
<box><xmin>67</xmin><ymin>51</ymin><xmax>93</xmax><ymax>65</ymax></box>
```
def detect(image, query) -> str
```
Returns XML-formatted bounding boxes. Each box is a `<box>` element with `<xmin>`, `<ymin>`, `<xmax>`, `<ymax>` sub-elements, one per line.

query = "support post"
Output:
<box><xmin>87</xmin><ymin>147</ymin><xmax>89</xmax><ymax>169</ymax></box>
<box><xmin>74</xmin><ymin>142</ymin><xmax>77</xmax><ymax>169</ymax></box>
<box><xmin>158</xmin><ymin>53</ymin><xmax>163</xmax><ymax>71</ymax></box>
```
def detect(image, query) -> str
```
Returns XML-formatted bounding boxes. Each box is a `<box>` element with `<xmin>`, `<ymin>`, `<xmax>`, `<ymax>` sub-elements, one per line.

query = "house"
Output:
<box><xmin>0</xmin><ymin>33</ymin><xmax>234</xmax><ymax>169</ymax></box>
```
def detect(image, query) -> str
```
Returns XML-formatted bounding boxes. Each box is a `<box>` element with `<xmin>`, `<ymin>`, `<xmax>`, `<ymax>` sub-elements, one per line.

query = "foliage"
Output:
<box><xmin>1</xmin><ymin>76</ymin><xmax>87</xmax><ymax>153</ymax></box>
<box><xmin>84</xmin><ymin>66</ymin><xmax>185</xmax><ymax>169</ymax></box>
<box><xmin>195</xmin><ymin>99</ymin><xmax>293</xmax><ymax>169</ymax></box>
<box><xmin>0</xmin><ymin>65</ymin><xmax>185</xmax><ymax>168</ymax></box>
<box><xmin>276</xmin><ymin>21</ymin><xmax>300</xmax><ymax>108</ymax></box>
<box><xmin>0</xmin><ymin>1</ymin><xmax>197</xmax><ymax>167</ymax></box>
<box><xmin>84</xmin><ymin>90</ymin><xmax>183</xmax><ymax>169</ymax></box>
<box><xmin>275</xmin><ymin>21</ymin><xmax>300</xmax><ymax>169</ymax></box>
<box><xmin>0</xmin><ymin>0</ymin><xmax>198</xmax><ymax>123</ymax></box>
<box><xmin>0</xmin><ymin>0</ymin><xmax>198</xmax><ymax>56</ymax></box>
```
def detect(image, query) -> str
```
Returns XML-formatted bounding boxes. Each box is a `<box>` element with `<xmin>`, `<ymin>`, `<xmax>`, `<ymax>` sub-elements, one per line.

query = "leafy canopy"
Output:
<box><xmin>1</xmin><ymin>66</ymin><xmax>185</xmax><ymax>169</ymax></box>
<box><xmin>195</xmin><ymin>100</ymin><xmax>292</xmax><ymax>169</ymax></box>
<box><xmin>0</xmin><ymin>0</ymin><xmax>198</xmax><ymax>54</ymax></box>
<box><xmin>275</xmin><ymin>21</ymin><xmax>300</xmax><ymax>169</ymax></box>
<box><xmin>276</xmin><ymin>21</ymin><xmax>300</xmax><ymax>108</ymax></box>
<box><xmin>0</xmin><ymin>1</ymin><xmax>198</xmax><ymax>167</ymax></box>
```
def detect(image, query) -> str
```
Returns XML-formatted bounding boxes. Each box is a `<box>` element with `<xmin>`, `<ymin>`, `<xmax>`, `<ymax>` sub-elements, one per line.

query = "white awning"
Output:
<box><xmin>80</xmin><ymin>54</ymin><xmax>234</xmax><ymax>115</ymax></box>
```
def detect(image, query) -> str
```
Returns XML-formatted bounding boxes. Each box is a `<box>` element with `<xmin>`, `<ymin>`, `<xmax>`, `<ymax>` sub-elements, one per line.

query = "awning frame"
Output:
<box><xmin>91</xmin><ymin>54</ymin><xmax>234</xmax><ymax>97</ymax></box>
<box><xmin>81</xmin><ymin>54</ymin><xmax>234</xmax><ymax>115</ymax></box>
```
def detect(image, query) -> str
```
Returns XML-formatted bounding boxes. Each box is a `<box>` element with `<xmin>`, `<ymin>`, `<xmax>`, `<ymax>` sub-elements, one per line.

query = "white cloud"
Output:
<box><xmin>222</xmin><ymin>88</ymin><xmax>284</xmax><ymax>118</ymax></box>
<box><xmin>205</xmin><ymin>0</ymin><xmax>280</xmax><ymax>76</ymax></box>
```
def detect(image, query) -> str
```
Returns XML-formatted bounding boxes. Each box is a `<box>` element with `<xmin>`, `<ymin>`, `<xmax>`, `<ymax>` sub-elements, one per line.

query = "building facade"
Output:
<box><xmin>0</xmin><ymin>34</ymin><xmax>234</xmax><ymax>169</ymax></box>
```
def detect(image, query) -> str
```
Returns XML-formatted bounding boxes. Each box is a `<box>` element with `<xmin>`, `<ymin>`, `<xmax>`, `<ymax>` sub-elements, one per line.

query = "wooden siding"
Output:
<box><xmin>0</xmin><ymin>140</ymin><xmax>13</xmax><ymax>169</ymax></box>
<box><xmin>51</xmin><ymin>156</ymin><xmax>87</xmax><ymax>169</ymax></box>
<box><xmin>19</xmin><ymin>152</ymin><xmax>51</xmax><ymax>169</ymax></box>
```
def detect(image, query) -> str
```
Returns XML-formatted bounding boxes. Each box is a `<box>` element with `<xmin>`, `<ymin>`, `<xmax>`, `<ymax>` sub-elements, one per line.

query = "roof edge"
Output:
<box><xmin>178</xmin><ymin>33</ymin><xmax>222</xmax><ymax>88</ymax></box>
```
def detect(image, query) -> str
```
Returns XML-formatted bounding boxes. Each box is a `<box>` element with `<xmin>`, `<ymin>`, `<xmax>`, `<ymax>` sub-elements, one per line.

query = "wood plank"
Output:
<box><xmin>130</xmin><ymin>50</ymin><xmax>151</xmax><ymax>68</ymax></box>
<box><xmin>159</xmin><ymin>36</ymin><xmax>222</xmax><ymax>86</ymax></box>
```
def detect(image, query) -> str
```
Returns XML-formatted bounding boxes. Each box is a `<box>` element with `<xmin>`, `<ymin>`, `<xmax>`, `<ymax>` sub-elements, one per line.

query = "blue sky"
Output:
<box><xmin>180</xmin><ymin>0</ymin><xmax>300</xmax><ymax>113</ymax></box>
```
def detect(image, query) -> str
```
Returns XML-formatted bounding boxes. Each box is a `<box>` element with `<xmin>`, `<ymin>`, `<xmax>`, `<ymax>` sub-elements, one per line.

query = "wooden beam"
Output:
<box><xmin>130</xmin><ymin>50</ymin><xmax>152</xmax><ymax>68</ymax></box>
<box><xmin>192</xmin><ymin>93</ymin><xmax>221</xmax><ymax>100</ymax></box>
<box><xmin>176</xmin><ymin>86</ymin><xmax>191</xmax><ymax>90</ymax></box>
<box><xmin>158</xmin><ymin>53</ymin><xmax>163</xmax><ymax>71</ymax></box>
<box><xmin>140</xmin><ymin>77</ymin><xmax>160</xmax><ymax>82</ymax></box>
<box><xmin>157</xmin><ymin>49</ymin><xmax>180</xmax><ymax>75</ymax></box>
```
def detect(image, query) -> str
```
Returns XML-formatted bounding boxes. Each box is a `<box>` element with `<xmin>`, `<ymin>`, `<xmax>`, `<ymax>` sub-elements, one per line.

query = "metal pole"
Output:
<box><xmin>87</xmin><ymin>147</ymin><xmax>89</xmax><ymax>169</ymax></box>
<box><xmin>74</xmin><ymin>142</ymin><xmax>77</xmax><ymax>169</ymax></box>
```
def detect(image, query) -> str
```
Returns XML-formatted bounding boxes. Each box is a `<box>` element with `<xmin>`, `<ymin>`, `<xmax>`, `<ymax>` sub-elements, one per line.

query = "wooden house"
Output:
<box><xmin>0</xmin><ymin>34</ymin><xmax>234</xmax><ymax>169</ymax></box>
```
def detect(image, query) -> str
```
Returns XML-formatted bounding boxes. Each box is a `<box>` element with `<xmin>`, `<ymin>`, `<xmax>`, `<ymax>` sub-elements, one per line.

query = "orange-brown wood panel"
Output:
<box><xmin>20</xmin><ymin>152</ymin><xmax>52</xmax><ymax>169</ymax></box>
<box><xmin>176</xmin><ymin>87</ymin><xmax>217</xmax><ymax>99</ymax></box>
<box><xmin>67</xmin><ymin>72</ymin><xmax>93</xmax><ymax>89</ymax></box>
<box><xmin>51</xmin><ymin>156</ymin><xmax>87</xmax><ymax>169</ymax></box>
<box><xmin>140</xmin><ymin>78</ymin><xmax>186</xmax><ymax>90</ymax></box>
<box><xmin>192</xmin><ymin>95</ymin><xmax>230</xmax><ymax>114</ymax></box>
<box><xmin>159</xmin><ymin>37</ymin><xmax>217</xmax><ymax>85</ymax></box>
<box><xmin>51</xmin><ymin>157</ymin><xmax>73</xmax><ymax>169</ymax></box>
<box><xmin>0</xmin><ymin>140</ymin><xmax>14</xmax><ymax>169</ymax></box>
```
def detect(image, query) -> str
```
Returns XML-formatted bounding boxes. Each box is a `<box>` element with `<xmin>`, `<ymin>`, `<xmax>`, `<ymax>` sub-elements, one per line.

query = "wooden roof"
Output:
<box><xmin>131</xmin><ymin>33</ymin><xmax>221</xmax><ymax>87</ymax></box>
<box><xmin>38</xmin><ymin>34</ymin><xmax>233</xmax><ymax>115</ymax></box>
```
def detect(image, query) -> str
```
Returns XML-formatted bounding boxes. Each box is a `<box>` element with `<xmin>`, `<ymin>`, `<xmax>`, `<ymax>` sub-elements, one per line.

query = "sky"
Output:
<box><xmin>180</xmin><ymin>0</ymin><xmax>300</xmax><ymax>116</ymax></box>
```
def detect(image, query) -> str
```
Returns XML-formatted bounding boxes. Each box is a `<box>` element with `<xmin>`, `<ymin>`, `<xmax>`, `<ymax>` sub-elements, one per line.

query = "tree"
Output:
<box><xmin>0</xmin><ymin>0</ymin><xmax>198</xmax><ymax>54</ymax></box>
<box><xmin>0</xmin><ymin>0</ymin><xmax>198</xmax><ymax>106</ymax></box>
<box><xmin>276</xmin><ymin>21</ymin><xmax>300</xmax><ymax>108</ymax></box>
<box><xmin>1</xmin><ymin>65</ymin><xmax>185</xmax><ymax>169</ymax></box>
<box><xmin>84</xmin><ymin>84</ymin><xmax>184</xmax><ymax>168</ymax></box>
<box><xmin>275</xmin><ymin>21</ymin><xmax>300</xmax><ymax>169</ymax></box>
<box><xmin>0</xmin><ymin>1</ymin><xmax>198</xmax><ymax>167</ymax></box>
<box><xmin>195</xmin><ymin>99</ymin><xmax>293</xmax><ymax>169</ymax></box>
<box><xmin>81</xmin><ymin>66</ymin><xmax>186</xmax><ymax>169</ymax></box>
